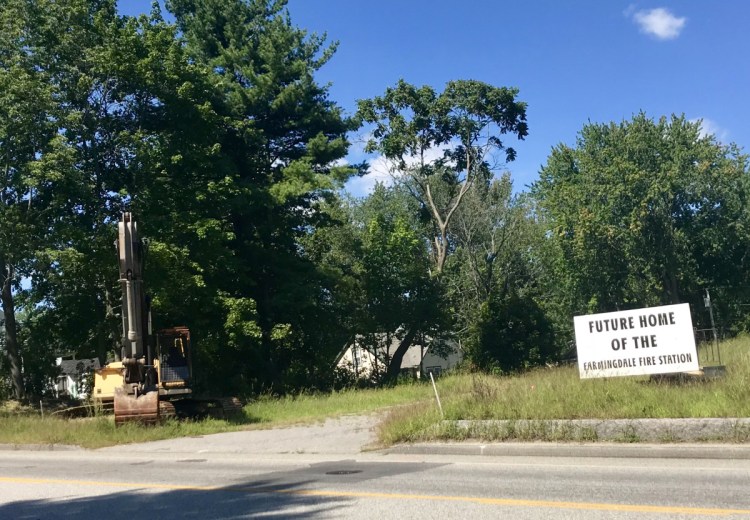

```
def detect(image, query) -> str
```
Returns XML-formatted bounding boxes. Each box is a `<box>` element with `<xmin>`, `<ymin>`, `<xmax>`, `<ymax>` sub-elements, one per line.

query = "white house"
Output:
<box><xmin>336</xmin><ymin>333</ymin><xmax>462</xmax><ymax>381</ymax></box>
<box><xmin>54</xmin><ymin>357</ymin><xmax>101</xmax><ymax>400</ymax></box>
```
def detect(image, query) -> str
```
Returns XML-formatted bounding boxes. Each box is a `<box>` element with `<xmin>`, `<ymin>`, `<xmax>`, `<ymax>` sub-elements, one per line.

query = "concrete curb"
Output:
<box><xmin>2</xmin><ymin>418</ymin><xmax>749</xmax><ymax>457</ymax></box>
<box><xmin>444</xmin><ymin>418</ymin><xmax>750</xmax><ymax>443</ymax></box>
<box><xmin>385</xmin><ymin>442</ymin><xmax>750</xmax><ymax>459</ymax></box>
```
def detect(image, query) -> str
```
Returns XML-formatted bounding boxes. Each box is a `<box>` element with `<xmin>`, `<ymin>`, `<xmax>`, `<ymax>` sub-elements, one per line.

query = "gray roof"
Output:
<box><xmin>58</xmin><ymin>358</ymin><xmax>100</xmax><ymax>376</ymax></box>
<box><xmin>349</xmin><ymin>334</ymin><xmax>430</xmax><ymax>369</ymax></box>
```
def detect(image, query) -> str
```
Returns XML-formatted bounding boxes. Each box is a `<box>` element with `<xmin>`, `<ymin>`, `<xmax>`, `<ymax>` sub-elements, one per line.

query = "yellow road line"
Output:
<box><xmin>1</xmin><ymin>476</ymin><xmax>748</xmax><ymax>516</ymax></box>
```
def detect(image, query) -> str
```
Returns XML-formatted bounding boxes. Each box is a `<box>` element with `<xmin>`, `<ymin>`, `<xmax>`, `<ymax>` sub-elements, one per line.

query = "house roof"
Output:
<box><xmin>339</xmin><ymin>334</ymin><xmax>431</xmax><ymax>369</ymax></box>
<box><xmin>394</xmin><ymin>343</ymin><xmax>426</xmax><ymax>369</ymax></box>
<box><xmin>58</xmin><ymin>358</ymin><xmax>100</xmax><ymax>376</ymax></box>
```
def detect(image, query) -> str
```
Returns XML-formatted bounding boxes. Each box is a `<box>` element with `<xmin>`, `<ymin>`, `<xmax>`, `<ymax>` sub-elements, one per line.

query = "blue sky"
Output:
<box><xmin>118</xmin><ymin>1</ymin><xmax>749</xmax><ymax>195</ymax></box>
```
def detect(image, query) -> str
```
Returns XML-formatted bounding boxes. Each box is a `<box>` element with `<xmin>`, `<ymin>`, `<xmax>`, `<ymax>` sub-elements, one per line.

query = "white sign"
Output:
<box><xmin>574</xmin><ymin>303</ymin><xmax>699</xmax><ymax>379</ymax></box>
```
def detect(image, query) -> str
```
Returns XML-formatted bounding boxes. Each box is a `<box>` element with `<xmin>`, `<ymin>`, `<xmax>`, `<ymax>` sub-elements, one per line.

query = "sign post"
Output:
<box><xmin>574</xmin><ymin>303</ymin><xmax>699</xmax><ymax>379</ymax></box>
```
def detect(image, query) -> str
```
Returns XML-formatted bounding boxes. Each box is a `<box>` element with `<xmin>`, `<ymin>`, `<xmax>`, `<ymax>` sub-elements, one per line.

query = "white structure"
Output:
<box><xmin>54</xmin><ymin>357</ymin><xmax>101</xmax><ymax>400</ymax></box>
<box><xmin>336</xmin><ymin>333</ymin><xmax>462</xmax><ymax>381</ymax></box>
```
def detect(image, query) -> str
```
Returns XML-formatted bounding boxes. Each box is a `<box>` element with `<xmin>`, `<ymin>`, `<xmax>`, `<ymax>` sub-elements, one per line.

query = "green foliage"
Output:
<box><xmin>304</xmin><ymin>185</ymin><xmax>446</xmax><ymax>383</ymax></box>
<box><xmin>533</xmin><ymin>113</ymin><xmax>750</xmax><ymax>329</ymax></box>
<box><xmin>358</xmin><ymin>186</ymin><xmax>438</xmax><ymax>333</ymax></box>
<box><xmin>153</xmin><ymin>0</ymin><xmax>355</xmax><ymax>394</ymax></box>
<box><xmin>467</xmin><ymin>291</ymin><xmax>556</xmax><ymax>374</ymax></box>
<box><xmin>355</xmin><ymin>80</ymin><xmax>530</xmax><ymax>379</ymax></box>
<box><xmin>0</xmin><ymin>0</ymin><xmax>357</xmax><ymax>398</ymax></box>
<box><xmin>3</xmin><ymin>1</ymin><xmax>749</xmax><ymax>405</ymax></box>
<box><xmin>358</xmin><ymin>79</ymin><xmax>528</xmax><ymax>273</ymax></box>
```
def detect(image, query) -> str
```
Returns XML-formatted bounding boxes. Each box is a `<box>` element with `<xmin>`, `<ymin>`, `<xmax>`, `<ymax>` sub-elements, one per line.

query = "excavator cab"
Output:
<box><xmin>156</xmin><ymin>327</ymin><xmax>193</xmax><ymax>396</ymax></box>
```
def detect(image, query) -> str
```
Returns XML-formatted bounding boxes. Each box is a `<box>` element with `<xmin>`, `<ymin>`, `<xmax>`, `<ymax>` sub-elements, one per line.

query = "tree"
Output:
<box><xmin>354</xmin><ymin>80</ymin><xmax>527</xmax><ymax>379</ymax></box>
<box><xmin>1</xmin><ymin>0</ymin><xmax>209</xmax><ymax>394</ymax></box>
<box><xmin>0</xmin><ymin>0</ymin><xmax>231</xmax><ymax>397</ymax></box>
<box><xmin>0</xmin><ymin>0</ymin><xmax>360</xmax><ymax>397</ymax></box>
<box><xmin>467</xmin><ymin>289</ymin><xmax>555</xmax><ymax>373</ymax></box>
<box><xmin>0</xmin><ymin>0</ymin><xmax>75</xmax><ymax>399</ymax></box>
<box><xmin>305</xmin><ymin>185</ymin><xmax>444</xmax><ymax>383</ymax></box>
<box><xmin>443</xmin><ymin>172</ymin><xmax>560</xmax><ymax>371</ymax></box>
<box><xmin>357</xmin><ymin>79</ymin><xmax>528</xmax><ymax>274</ymax></box>
<box><xmin>447</xmin><ymin>173</ymin><xmax>529</xmax><ymax>328</ymax></box>
<box><xmin>357</xmin><ymin>186</ymin><xmax>445</xmax><ymax>380</ymax></box>
<box><xmin>160</xmin><ymin>0</ymin><xmax>355</xmax><ymax>392</ymax></box>
<box><xmin>533</xmin><ymin>113</ymin><xmax>749</xmax><ymax>326</ymax></box>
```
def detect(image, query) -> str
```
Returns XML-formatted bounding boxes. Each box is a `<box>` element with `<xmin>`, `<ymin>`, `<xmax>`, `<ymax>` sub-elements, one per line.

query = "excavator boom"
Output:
<box><xmin>113</xmin><ymin>213</ymin><xmax>159</xmax><ymax>424</ymax></box>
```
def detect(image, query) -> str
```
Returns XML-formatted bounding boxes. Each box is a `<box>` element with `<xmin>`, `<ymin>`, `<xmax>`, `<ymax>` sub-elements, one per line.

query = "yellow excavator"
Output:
<box><xmin>94</xmin><ymin>213</ymin><xmax>240</xmax><ymax>424</ymax></box>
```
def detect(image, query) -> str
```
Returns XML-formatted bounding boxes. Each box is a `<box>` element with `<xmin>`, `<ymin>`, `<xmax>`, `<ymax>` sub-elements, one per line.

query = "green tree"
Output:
<box><xmin>0</xmin><ymin>0</ymin><xmax>83</xmax><ymax>399</ymax></box>
<box><xmin>444</xmin><ymin>173</ymin><xmax>559</xmax><ymax>371</ymax></box>
<box><xmin>357</xmin><ymin>186</ymin><xmax>444</xmax><ymax>381</ymax></box>
<box><xmin>0</xmin><ymin>0</ymin><xmax>358</xmax><ymax>398</ymax></box>
<box><xmin>533</xmin><ymin>113</ymin><xmax>749</xmax><ymax>326</ymax></box>
<box><xmin>306</xmin><ymin>185</ymin><xmax>444</xmax><ymax>382</ymax></box>
<box><xmin>8</xmin><ymin>1</ymin><xmax>205</xmax><ymax>381</ymax></box>
<box><xmin>447</xmin><ymin>174</ymin><xmax>530</xmax><ymax>329</ymax></box>
<box><xmin>467</xmin><ymin>289</ymin><xmax>555</xmax><ymax>373</ymax></box>
<box><xmin>160</xmin><ymin>0</ymin><xmax>355</xmax><ymax>392</ymax></box>
<box><xmin>357</xmin><ymin>79</ymin><xmax>528</xmax><ymax>274</ymax></box>
<box><xmin>0</xmin><ymin>0</ymin><xmax>224</xmax><ymax>398</ymax></box>
<box><xmin>355</xmin><ymin>80</ymin><xmax>527</xmax><ymax>379</ymax></box>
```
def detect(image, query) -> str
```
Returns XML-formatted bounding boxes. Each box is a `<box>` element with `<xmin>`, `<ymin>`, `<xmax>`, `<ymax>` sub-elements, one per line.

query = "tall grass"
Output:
<box><xmin>379</xmin><ymin>336</ymin><xmax>750</xmax><ymax>443</ymax></box>
<box><xmin>247</xmin><ymin>382</ymin><xmax>435</xmax><ymax>425</ymax></box>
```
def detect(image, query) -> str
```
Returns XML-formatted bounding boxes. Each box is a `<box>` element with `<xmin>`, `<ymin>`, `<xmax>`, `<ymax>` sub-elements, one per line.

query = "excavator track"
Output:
<box><xmin>158</xmin><ymin>400</ymin><xmax>177</xmax><ymax>421</ymax></box>
<box><xmin>218</xmin><ymin>397</ymin><xmax>244</xmax><ymax>417</ymax></box>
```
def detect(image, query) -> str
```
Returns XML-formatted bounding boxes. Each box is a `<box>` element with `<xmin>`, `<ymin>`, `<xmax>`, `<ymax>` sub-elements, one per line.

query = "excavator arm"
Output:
<box><xmin>113</xmin><ymin>213</ymin><xmax>159</xmax><ymax>424</ymax></box>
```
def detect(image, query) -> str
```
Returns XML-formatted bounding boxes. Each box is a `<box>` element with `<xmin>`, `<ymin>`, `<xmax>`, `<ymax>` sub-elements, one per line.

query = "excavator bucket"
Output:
<box><xmin>114</xmin><ymin>386</ymin><xmax>159</xmax><ymax>425</ymax></box>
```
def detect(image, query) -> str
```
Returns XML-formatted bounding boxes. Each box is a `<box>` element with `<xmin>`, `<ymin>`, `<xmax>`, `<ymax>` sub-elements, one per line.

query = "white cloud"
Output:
<box><xmin>344</xmin><ymin>155</ymin><xmax>396</xmax><ymax>197</ymax></box>
<box><xmin>630</xmin><ymin>7</ymin><xmax>686</xmax><ymax>40</ymax></box>
<box><xmin>690</xmin><ymin>118</ymin><xmax>729</xmax><ymax>142</ymax></box>
<box><xmin>343</xmin><ymin>144</ymin><xmax>452</xmax><ymax>198</ymax></box>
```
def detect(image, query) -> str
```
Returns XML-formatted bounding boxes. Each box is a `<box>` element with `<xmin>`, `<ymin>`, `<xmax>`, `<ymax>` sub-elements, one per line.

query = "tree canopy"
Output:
<box><xmin>1</xmin><ymin>1</ymin><xmax>749</xmax><ymax>400</ymax></box>
<box><xmin>357</xmin><ymin>79</ymin><xmax>528</xmax><ymax>274</ymax></box>
<box><xmin>533</xmin><ymin>113</ymin><xmax>750</xmax><ymax>329</ymax></box>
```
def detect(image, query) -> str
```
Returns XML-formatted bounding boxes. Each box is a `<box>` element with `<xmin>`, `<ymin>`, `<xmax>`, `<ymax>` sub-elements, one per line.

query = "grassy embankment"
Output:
<box><xmin>379</xmin><ymin>336</ymin><xmax>750</xmax><ymax>444</ymax></box>
<box><xmin>1</xmin><ymin>336</ymin><xmax>748</xmax><ymax>448</ymax></box>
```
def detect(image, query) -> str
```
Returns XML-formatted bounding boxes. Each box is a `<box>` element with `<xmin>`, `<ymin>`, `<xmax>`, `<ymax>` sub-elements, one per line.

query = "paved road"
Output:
<box><xmin>2</xmin><ymin>416</ymin><xmax>750</xmax><ymax>519</ymax></box>
<box><xmin>3</xmin><ymin>450</ymin><xmax>750</xmax><ymax>519</ymax></box>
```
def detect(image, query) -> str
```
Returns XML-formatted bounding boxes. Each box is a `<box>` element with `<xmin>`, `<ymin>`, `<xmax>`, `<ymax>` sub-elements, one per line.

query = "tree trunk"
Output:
<box><xmin>385</xmin><ymin>327</ymin><xmax>418</xmax><ymax>382</ymax></box>
<box><xmin>1</xmin><ymin>261</ymin><xmax>25</xmax><ymax>400</ymax></box>
<box><xmin>662</xmin><ymin>270</ymin><xmax>681</xmax><ymax>305</ymax></box>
